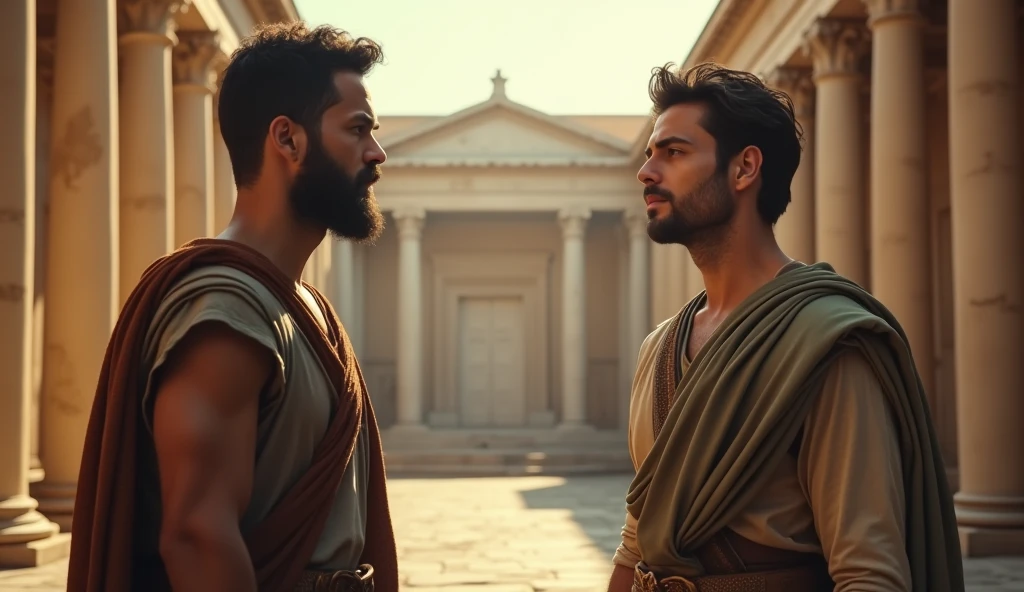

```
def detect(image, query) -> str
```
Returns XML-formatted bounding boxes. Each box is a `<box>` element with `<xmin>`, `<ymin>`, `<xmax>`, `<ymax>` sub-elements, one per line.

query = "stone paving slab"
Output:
<box><xmin>2</xmin><ymin>474</ymin><xmax>1023</xmax><ymax>591</ymax></box>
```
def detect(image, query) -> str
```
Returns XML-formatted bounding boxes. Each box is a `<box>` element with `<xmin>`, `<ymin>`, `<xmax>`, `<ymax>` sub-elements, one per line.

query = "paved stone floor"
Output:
<box><xmin>2</xmin><ymin>474</ymin><xmax>1023</xmax><ymax>591</ymax></box>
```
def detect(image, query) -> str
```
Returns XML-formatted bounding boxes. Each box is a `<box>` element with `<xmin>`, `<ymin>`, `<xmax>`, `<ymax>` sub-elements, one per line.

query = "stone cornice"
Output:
<box><xmin>382</xmin><ymin>156</ymin><xmax>635</xmax><ymax>169</ymax></box>
<box><xmin>684</xmin><ymin>0</ymin><xmax>760</xmax><ymax>68</ymax></box>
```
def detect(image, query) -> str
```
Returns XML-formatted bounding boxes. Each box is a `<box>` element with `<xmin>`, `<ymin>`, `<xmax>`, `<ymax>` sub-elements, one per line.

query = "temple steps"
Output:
<box><xmin>381</xmin><ymin>428</ymin><xmax>633</xmax><ymax>477</ymax></box>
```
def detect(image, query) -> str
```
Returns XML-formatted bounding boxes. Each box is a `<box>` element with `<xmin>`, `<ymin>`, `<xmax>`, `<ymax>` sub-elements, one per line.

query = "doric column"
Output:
<box><xmin>803</xmin><ymin>19</ymin><xmax>870</xmax><ymax>287</ymax></box>
<box><xmin>864</xmin><ymin>0</ymin><xmax>935</xmax><ymax>401</ymax></box>
<box><xmin>393</xmin><ymin>207</ymin><xmax>426</xmax><ymax>428</ymax></box>
<box><xmin>37</xmin><ymin>0</ymin><xmax>120</xmax><ymax>532</ymax></box>
<box><xmin>117</xmin><ymin>0</ymin><xmax>180</xmax><ymax>303</ymax></box>
<box><xmin>767</xmin><ymin>67</ymin><xmax>816</xmax><ymax>264</ymax></box>
<box><xmin>172</xmin><ymin>30</ymin><xmax>219</xmax><ymax>246</ymax></box>
<box><xmin>624</xmin><ymin>209</ymin><xmax>650</xmax><ymax>429</ymax></box>
<box><xmin>624</xmin><ymin>209</ymin><xmax>650</xmax><ymax>363</ymax></box>
<box><xmin>948</xmin><ymin>0</ymin><xmax>1024</xmax><ymax>556</ymax></box>
<box><xmin>211</xmin><ymin>57</ymin><xmax>235</xmax><ymax>233</ymax></box>
<box><xmin>0</xmin><ymin>0</ymin><xmax>67</xmax><ymax>566</ymax></box>
<box><xmin>332</xmin><ymin>240</ymin><xmax>358</xmax><ymax>352</ymax></box>
<box><xmin>558</xmin><ymin>206</ymin><xmax>591</xmax><ymax>428</ymax></box>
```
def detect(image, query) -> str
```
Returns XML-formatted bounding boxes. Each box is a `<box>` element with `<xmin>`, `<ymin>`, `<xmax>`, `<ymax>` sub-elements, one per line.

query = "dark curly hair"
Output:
<box><xmin>648</xmin><ymin>62</ymin><xmax>803</xmax><ymax>225</ymax></box>
<box><xmin>217</xmin><ymin>22</ymin><xmax>385</xmax><ymax>187</ymax></box>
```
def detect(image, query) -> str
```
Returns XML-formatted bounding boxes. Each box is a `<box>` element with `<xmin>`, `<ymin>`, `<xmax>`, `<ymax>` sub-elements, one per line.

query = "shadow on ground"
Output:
<box><xmin>517</xmin><ymin>472</ymin><xmax>633</xmax><ymax>558</ymax></box>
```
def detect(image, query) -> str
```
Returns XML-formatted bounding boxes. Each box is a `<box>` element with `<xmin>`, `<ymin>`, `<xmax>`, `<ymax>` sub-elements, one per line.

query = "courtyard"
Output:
<box><xmin>1</xmin><ymin>474</ymin><xmax>1023</xmax><ymax>591</ymax></box>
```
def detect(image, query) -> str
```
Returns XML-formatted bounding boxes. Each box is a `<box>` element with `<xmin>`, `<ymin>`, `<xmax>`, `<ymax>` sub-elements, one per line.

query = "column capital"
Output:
<box><xmin>393</xmin><ymin>207</ymin><xmax>426</xmax><ymax>240</ymax></box>
<box><xmin>211</xmin><ymin>52</ymin><xmax>230</xmax><ymax>121</ymax></box>
<box><xmin>172</xmin><ymin>30</ymin><xmax>220</xmax><ymax>92</ymax></box>
<box><xmin>118</xmin><ymin>0</ymin><xmax>187</xmax><ymax>45</ymax></box>
<box><xmin>557</xmin><ymin>206</ymin><xmax>592</xmax><ymax>239</ymax></box>
<box><xmin>802</xmin><ymin>19</ymin><xmax>870</xmax><ymax>81</ymax></box>
<box><xmin>623</xmin><ymin>208</ymin><xmax>649</xmax><ymax>239</ymax></box>
<box><xmin>864</xmin><ymin>0</ymin><xmax>924</xmax><ymax>28</ymax></box>
<box><xmin>766</xmin><ymin>67</ymin><xmax>815</xmax><ymax>121</ymax></box>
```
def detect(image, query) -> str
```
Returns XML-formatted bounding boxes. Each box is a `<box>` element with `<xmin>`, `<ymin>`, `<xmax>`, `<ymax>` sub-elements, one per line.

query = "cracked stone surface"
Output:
<box><xmin>2</xmin><ymin>475</ymin><xmax>1023</xmax><ymax>591</ymax></box>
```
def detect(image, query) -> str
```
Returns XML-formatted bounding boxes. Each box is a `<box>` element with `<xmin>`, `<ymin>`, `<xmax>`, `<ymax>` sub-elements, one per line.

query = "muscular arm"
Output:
<box><xmin>152</xmin><ymin>321</ymin><xmax>275</xmax><ymax>592</ymax></box>
<box><xmin>800</xmin><ymin>347</ymin><xmax>912</xmax><ymax>592</ymax></box>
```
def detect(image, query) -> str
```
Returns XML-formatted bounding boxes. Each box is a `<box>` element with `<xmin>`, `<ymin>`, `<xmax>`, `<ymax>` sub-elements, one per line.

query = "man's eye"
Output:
<box><xmin>667</xmin><ymin>148</ymin><xmax>683</xmax><ymax>156</ymax></box>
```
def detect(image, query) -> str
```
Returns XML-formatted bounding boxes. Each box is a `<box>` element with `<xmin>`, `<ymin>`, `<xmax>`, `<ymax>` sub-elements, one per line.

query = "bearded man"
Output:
<box><xmin>606</xmin><ymin>63</ymin><xmax>964</xmax><ymax>592</ymax></box>
<box><xmin>67</xmin><ymin>23</ymin><xmax>396</xmax><ymax>592</ymax></box>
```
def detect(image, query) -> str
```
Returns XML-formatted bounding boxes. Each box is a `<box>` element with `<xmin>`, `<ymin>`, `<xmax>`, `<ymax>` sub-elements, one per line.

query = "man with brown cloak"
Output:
<box><xmin>606</xmin><ymin>63</ymin><xmax>965</xmax><ymax>592</ymax></box>
<box><xmin>67</xmin><ymin>23</ymin><xmax>397</xmax><ymax>592</ymax></box>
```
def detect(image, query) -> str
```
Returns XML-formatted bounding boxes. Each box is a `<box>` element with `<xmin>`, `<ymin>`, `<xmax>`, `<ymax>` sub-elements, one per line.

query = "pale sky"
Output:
<box><xmin>292</xmin><ymin>0</ymin><xmax>720</xmax><ymax>116</ymax></box>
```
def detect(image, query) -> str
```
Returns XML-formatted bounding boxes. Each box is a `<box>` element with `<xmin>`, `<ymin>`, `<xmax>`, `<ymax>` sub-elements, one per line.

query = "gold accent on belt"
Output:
<box><xmin>293</xmin><ymin>563</ymin><xmax>374</xmax><ymax>592</ymax></box>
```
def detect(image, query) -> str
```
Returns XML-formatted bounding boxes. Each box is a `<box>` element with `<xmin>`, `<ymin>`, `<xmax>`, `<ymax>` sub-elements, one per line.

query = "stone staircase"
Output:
<box><xmin>380</xmin><ymin>427</ymin><xmax>633</xmax><ymax>477</ymax></box>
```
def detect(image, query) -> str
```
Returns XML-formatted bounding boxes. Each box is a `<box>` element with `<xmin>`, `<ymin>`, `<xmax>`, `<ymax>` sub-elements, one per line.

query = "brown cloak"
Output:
<box><xmin>66</xmin><ymin>238</ymin><xmax>398</xmax><ymax>592</ymax></box>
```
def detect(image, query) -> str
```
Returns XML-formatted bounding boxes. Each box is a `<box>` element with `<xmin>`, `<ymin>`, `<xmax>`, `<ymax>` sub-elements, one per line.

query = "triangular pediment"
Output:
<box><xmin>381</xmin><ymin>96</ymin><xmax>633</xmax><ymax>164</ymax></box>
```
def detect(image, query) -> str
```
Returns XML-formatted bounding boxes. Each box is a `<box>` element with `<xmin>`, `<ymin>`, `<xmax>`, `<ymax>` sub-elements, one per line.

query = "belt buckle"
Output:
<box><xmin>660</xmin><ymin>575</ymin><xmax>699</xmax><ymax>592</ymax></box>
<box><xmin>632</xmin><ymin>565</ymin><xmax>658</xmax><ymax>592</ymax></box>
<box><xmin>632</xmin><ymin>565</ymin><xmax>698</xmax><ymax>592</ymax></box>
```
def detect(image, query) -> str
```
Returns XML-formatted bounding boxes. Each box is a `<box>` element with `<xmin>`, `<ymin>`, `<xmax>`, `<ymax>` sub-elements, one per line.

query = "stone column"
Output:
<box><xmin>37</xmin><ymin>0</ymin><xmax>120</xmax><ymax>532</ymax></box>
<box><xmin>393</xmin><ymin>207</ymin><xmax>426</xmax><ymax>429</ymax></box>
<box><xmin>624</xmin><ymin>209</ymin><xmax>650</xmax><ymax>429</ymax></box>
<box><xmin>768</xmin><ymin>67</ymin><xmax>816</xmax><ymax>264</ymax></box>
<box><xmin>333</xmin><ymin>240</ymin><xmax>357</xmax><ymax>341</ymax></box>
<box><xmin>624</xmin><ymin>209</ymin><xmax>650</xmax><ymax>362</ymax></box>
<box><xmin>865</xmin><ymin>0</ymin><xmax>935</xmax><ymax>399</ymax></box>
<box><xmin>211</xmin><ymin>56</ymin><xmax>235</xmax><ymax>234</ymax></box>
<box><xmin>172</xmin><ymin>30</ymin><xmax>219</xmax><ymax>246</ymax></box>
<box><xmin>804</xmin><ymin>19</ymin><xmax>870</xmax><ymax>287</ymax></box>
<box><xmin>116</xmin><ymin>0</ymin><xmax>179</xmax><ymax>303</ymax></box>
<box><xmin>558</xmin><ymin>206</ymin><xmax>591</xmax><ymax>429</ymax></box>
<box><xmin>0</xmin><ymin>0</ymin><xmax>67</xmax><ymax>566</ymax></box>
<box><xmin>948</xmin><ymin>0</ymin><xmax>1024</xmax><ymax>556</ymax></box>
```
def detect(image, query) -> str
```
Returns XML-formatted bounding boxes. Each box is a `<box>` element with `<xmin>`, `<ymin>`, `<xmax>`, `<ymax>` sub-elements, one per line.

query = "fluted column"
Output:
<box><xmin>212</xmin><ymin>58</ymin><xmax>235</xmax><ymax>233</ymax></box>
<box><xmin>394</xmin><ymin>207</ymin><xmax>425</xmax><ymax>428</ymax></box>
<box><xmin>0</xmin><ymin>0</ymin><xmax>67</xmax><ymax>566</ymax></box>
<box><xmin>865</xmin><ymin>0</ymin><xmax>935</xmax><ymax>402</ymax></box>
<box><xmin>804</xmin><ymin>19</ymin><xmax>870</xmax><ymax>286</ymax></box>
<box><xmin>624</xmin><ymin>209</ymin><xmax>650</xmax><ymax>429</ymax></box>
<box><xmin>116</xmin><ymin>0</ymin><xmax>179</xmax><ymax>303</ymax></box>
<box><xmin>333</xmin><ymin>240</ymin><xmax>357</xmax><ymax>349</ymax></box>
<box><xmin>624</xmin><ymin>209</ymin><xmax>650</xmax><ymax>362</ymax></box>
<box><xmin>948</xmin><ymin>0</ymin><xmax>1024</xmax><ymax>556</ymax></box>
<box><xmin>172</xmin><ymin>30</ymin><xmax>219</xmax><ymax>246</ymax></box>
<box><xmin>767</xmin><ymin>67</ymin><xmax>816</xmax><ymax>264</ymax></box>
<box><xmin>37</xmin><ymin>0</ymin><xmax>120</xmax><ymax>532</ymax></box>
<box><xmin>558</xmin><ymin>206</ymin><xmax>591</xmax><ymax>428</ymax></box>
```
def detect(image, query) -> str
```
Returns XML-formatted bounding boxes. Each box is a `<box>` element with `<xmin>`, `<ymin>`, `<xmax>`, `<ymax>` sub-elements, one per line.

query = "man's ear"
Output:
<box><xmin>268</xmin><ymin>115</ymin><xmax>309</xmax><ymax>169</ymax></box>
<box><xmin>732</xmin><ymin>145</ymin><xmax>763</xmax><ymax>193</ymax></box>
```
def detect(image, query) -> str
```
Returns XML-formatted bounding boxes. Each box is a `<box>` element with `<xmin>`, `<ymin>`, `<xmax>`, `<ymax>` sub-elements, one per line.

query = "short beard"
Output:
<box><xmin>645</xmin><ymin>169</ymin><xmax>735</xmax><ymax>264</ymax></box>
<box><xmin>288</xmin><ymin>137</ymin><xmax>386</xmax><ymax>244</ymax></box>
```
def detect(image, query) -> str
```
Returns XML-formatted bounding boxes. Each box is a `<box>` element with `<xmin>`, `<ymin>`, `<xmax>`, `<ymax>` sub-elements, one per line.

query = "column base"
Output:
<box><xmin>32</xmin><ymin>482</ymin><xmax>76</xmax><ymax>532</ymax></box>
<box><xmin>0</xmin><ymin>531</ymin><xmax>71</xmax><ymax>568</ymax></box>
<box><xmin>959</xmin><ymin>526</ymin><xmax>1024</xmax><ymax>557</ymax></box>
<box><xmin>0</xmin><ymin>494</ymin><xmax>69</xmax><ymax>568</ymax></box>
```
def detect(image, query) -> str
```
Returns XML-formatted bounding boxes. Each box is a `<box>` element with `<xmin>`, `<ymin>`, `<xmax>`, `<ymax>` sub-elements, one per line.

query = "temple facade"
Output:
<box><xmin>2</xmin><ymin>0</ymin><xmax>1021</xmax><ymax>570</ymax></box>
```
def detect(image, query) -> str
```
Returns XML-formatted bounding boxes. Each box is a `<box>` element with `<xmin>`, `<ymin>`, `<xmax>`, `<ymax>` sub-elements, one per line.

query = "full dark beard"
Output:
<box><xmin>288</xmin><ymin>138</ymin><xmax>385</xmax><ymax>243</ymax></box>
<box><xmin>645</xmin><ymin>170</ymin><xmax>735</xmax><ymax>247</ymax></box>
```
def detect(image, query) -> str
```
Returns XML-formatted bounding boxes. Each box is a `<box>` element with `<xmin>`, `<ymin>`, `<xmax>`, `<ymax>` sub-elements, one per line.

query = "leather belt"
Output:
<box><xmin>293</xmin><ymin>564</ymin><xmax>374</xmax><ymax>592</ymax></box>
<box><xmin>632</xmin><ymin>562</ymin><xmax>830</xmax><ymax>592</ymax></box>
